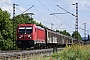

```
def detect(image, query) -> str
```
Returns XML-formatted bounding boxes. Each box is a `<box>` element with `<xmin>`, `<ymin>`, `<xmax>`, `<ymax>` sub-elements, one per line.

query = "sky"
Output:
<box><xmin>0</xmin><ymin>0</ymin><xmax>90</xmax><ymax>37</ymax></box>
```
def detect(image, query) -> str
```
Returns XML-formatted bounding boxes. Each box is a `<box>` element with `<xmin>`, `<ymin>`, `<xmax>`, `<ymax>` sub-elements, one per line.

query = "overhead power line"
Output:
<box><xmin>57</xmin><ymin>5</ymin><xmax>76</xmax><ymax>17</ymax></box>
<box><xmin>37</xmin><ymin>0</ymin><xmax>65</xmax><ymax>22</ymax></box>
<box><xmin>53</xmin><ymin>24</ymin><xmax>62</xmax><ymax>30</ymax></box>
<box><xmin>0</xmin><ymin>0</ymin><xmax>34</xmax><ymax>15</ymax></box>
<box><xmin>37</xmin><ymin>0</ymin><xmax>53</xmax><ymax>13</ymax></box>
<box><xmin>33</xmin><ymin>7</ymin><xmax>51</xmax><ymax>24</ymax></box>
<box><xmin>57</xmin><ymin>4</ymin><xmax>79</xmax><ymax>41</ymax></box>
<box><xmin>0</xmin><ymin>0</ymin><xmax>11</xmax><ymax>6</ymax></box>
<box><xmin>0</xmin><ymin>0</ymin><xmax>24</xmax><ymax>12</ymax></box>
<box><xmin>37</xmin><ymin>0</ymin><xmax>76</xmax><ymax>31</ymax></box>
<box><xmin>21</xmin><ymin>5</ymin><xmax>34</xmax><ymax>14</ymax></box>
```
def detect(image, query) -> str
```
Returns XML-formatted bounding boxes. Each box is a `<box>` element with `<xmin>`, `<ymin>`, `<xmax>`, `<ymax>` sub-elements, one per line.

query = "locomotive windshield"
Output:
<box><xmin>26</xmin><ymin>27</ymin><xmax>32</xmax><ymax>34</ymax></box>
<box><xmin>19</xmin><ymin>27</ymin><xmax>32</xmax><ymax>34</ymax></box>
<box><xmin>19</xmin><ymin>27</ymin><xmax>25</xmax><ymax>34</ymax></box>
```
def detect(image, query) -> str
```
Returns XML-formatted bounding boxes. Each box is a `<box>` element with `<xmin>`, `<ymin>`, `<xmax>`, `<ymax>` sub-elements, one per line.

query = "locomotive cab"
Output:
<box><xmin>16</xmin><ymin>24</ymin><xmax>37</xmax><ymax>48</ymax></box>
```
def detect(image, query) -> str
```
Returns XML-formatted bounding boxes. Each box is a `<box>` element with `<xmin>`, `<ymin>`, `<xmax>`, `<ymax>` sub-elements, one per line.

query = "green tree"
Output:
<box><xmin>0</xmin><ymin>8</ymin><xmax>13</xmax><ymax>50</ymax></box>
<box><xmin>15</xmin><ymin>14</ymin><xmax>46</xmax><ymax>28</ymax></box>
<box><xmin>56</xmin><ymin>30</ymin><xmax>71</xmax><ymax>36</ymax></box>
<box><xmin>72</xmin><ymin>31</ymin><xmax>82</xmax><ymax>40</ymax></box>
<box><xmin>62</xmin><ymin>30</ymin><xmax>71</xmax><ymax>36</ymax></box>
<box><xmin>56</xmin><ymin>30</ymin><xmax>59</xmax><ymax>32</ymax></box>
<box><xmin>15</xmin><ymin>14</ymin><xmax>30</xmax><ymax>25</ymax></box>
<box><xmin>0</xmin><ymin>32</ymin><xmax>4</xmax><ymax>49</ymax></box>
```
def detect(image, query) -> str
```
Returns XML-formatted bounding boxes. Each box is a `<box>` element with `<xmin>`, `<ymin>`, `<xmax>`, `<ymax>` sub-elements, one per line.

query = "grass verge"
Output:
<box><xmin>51</xmin><ymin>44</ymin><xmax>90</xmax><ymax>60</ymax></box>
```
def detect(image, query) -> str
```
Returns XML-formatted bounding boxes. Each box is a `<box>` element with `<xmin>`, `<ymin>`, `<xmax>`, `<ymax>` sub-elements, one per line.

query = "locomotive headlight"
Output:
<box><xmin>19</xmin><ymin>36</ymin><xmax>21</xmax><ymax>39</ymax></box>
<box><xmin>19</xmin><ymin>35</ymin><xmax>23</xmax><ymax>39</ymax></box>
<box><xmin>28</xmin><ymin>35</ymin><xmax>30</xmax><ymax>37</ymax></box>
<box><xmin>28</xmin><ymin>35</ymin><xmax>32</xmax><ymax>38</ymax></box>
<box><xmin>30</xmin><ymin>36</ymin><xmax>32</xmax><ymax>38</ymax></box>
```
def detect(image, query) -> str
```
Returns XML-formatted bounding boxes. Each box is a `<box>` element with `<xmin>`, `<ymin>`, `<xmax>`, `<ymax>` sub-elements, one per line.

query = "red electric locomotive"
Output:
<box><xmin>16</xmin><ymin>24</ymin><xmax>45</xmax><ymax>48</ymax></box>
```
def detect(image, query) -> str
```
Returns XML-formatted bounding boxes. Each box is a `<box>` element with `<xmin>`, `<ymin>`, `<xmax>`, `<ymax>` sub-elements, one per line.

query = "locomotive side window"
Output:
<box><xmin>26</xmin><ymin>27</ymin><xmax>32</xmax><ymax>34</ymax></box>
<box><xmin>19</xmin><ymin>27</ymin><xmax>25</xmax><ymax>34</ymax></box>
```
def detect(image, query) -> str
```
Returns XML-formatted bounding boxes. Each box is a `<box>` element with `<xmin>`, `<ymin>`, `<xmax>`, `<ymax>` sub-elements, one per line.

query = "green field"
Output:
<box><xmin>27</xmin><ymin>44</ymin><xmax>90</xmax><ymax>60</ymax></box>
<box><xmin>26</xmin><ymin>56</ymin><xmax>51</xmax><ymax>60</ymax></box>
<box><xmin>51</xmin><ymin>44</ymin><xmax>90</xmax><ymax>60</ymax></box>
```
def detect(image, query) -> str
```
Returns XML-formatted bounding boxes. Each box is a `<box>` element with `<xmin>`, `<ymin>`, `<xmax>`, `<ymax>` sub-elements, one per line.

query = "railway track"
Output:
<box><xmin>0</xmin><ymin>48</ymin><xmax>64</xmax><ymax>60</ymax></box>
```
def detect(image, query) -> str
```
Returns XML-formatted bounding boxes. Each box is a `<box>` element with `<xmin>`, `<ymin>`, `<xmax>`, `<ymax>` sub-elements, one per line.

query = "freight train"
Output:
<box><xmin>16</xmin><ymin>24</ymin><xmax>77</xmax><ymax>49</ymax></box>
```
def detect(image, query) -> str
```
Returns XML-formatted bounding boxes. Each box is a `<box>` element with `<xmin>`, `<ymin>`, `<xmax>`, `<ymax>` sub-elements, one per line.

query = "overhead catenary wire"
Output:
<box><xmin>36</xmin><ymin>0</ymin><xmax>64</xmax><ymax>22</ymax></box>
<box><xmin>0</xmin><ymin>0</ymin><xmax>34</xmax><ymax>16</ymax></box>
<box><xmin>37</xmin><ymin>0</ymin><xmax>75</xmax><ymax>28</ymax></box>
<box><xmin>21</xmin><ymin>5</ymin><xmax>34</xmax><ymax>14</ymax></box>
<box><xmin>37</xmin><ymin>0</ymin><xmax>55</xmax><ymax>15</ymax></box>
<box><xmin>37</xmin><ymin>0</ymin><xmax>68</xmax><ymax>26</ymax></box>
<box><xmin>33</xmin><ymin>6</ymin><xmax>64</xmax><ymax>29</ymax></box>
<box><xmin>33</xmin><ymin>7</ymin><xmax>51</xmax><ymax>24</ymax></box>
<box><xmin>37</xmin><ymin>0</ymin><xmax>76</xmax><ymax>32</ymax></box>
<box><xmin>57</xmin><ymin>5</ymin><xmax>76</xmax><ymax>17</ymax></box>
<box><xmin>0</xmin><ymin>0</ymin><xmax>25</xmax><ymax>13</ymax></box>
<box><xmin>38</xmin><ymin>0</ymin><xmax>86</xmax><ymax>37</ymax></box>
<box><xmin>37</xmin><ymin>0</ymin><xmax>61</xmax><ymax>19</ymax></box>
<box><xmin>0</xmin><ymin>0</ymin><xmax>12</xmax><ymax>6</ymax></box>
<box><xmin>33</xmin><ymin>6</ymin><xmax>65</xmax><ymax>29</ymax></box>
<box><xmin>44</xmin><ymin>0</ymin><xmax>72</xmax><ymax>5</ymax></box>
<box><xmin>43</xmin><ymin>0</ymin><xmax>76</xmax><ymax>30</ymax></box>
<box><xmin>56</xmin><ymin>4</ymin><xmax>86</xmax><ymax>33</ymax></box>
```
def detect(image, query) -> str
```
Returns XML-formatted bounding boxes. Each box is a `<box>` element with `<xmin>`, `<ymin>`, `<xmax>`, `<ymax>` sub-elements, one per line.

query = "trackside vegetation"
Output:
<box><xmin>15</xmin><ymin>44</ymin><xmax>90</xmax><ymax>60</ymax></box>
<box><xmin>51</xmin><ymin>44</ymin><xmax>90</xmax><ymax>60</ymax></box>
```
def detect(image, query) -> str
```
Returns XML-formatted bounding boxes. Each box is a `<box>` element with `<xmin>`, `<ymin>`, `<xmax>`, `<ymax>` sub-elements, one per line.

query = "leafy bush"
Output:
<box><xmin>51</xmin><ymin>44</ymin><xmax>90</xmax><ymax>60</ymax></box>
